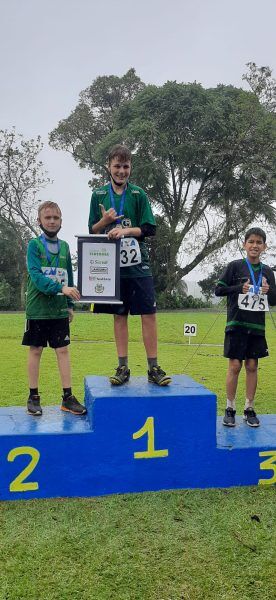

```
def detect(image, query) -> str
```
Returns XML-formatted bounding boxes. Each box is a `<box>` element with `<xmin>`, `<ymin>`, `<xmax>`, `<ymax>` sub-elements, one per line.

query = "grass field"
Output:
<box><xmin>0</xmin><ymin>311</ymin><xmax>275</xmax><ymax>600</ymax></box>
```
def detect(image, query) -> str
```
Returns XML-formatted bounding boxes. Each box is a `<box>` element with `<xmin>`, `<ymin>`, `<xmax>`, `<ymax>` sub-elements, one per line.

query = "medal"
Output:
<box><xmin>245</xmin><ymin>258</ymin><xmax>262</xmax><ymax>297</ymax></box>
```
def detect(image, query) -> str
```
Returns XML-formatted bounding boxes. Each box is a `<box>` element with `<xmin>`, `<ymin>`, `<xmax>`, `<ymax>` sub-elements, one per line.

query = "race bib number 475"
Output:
<box><xmin>238</xmin><ymin>292</ymin><xmax>268</xmax><ymax>312</ymax></box>
<box><xmin>120</xmin><ymin>238</ymin><xmax>141</xmax><ymax>267</ymax></box>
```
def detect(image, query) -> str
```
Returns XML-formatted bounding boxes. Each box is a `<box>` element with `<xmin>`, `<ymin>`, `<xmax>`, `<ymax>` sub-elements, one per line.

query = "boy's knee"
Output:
<box><xmin>55</xmin><ymin>346</ymin><xmax>69</xmax><ymax>356</ymax></box>
<box><xmin>30</xmin><ymin>346</ymin><xmax>43</xmax><ymax>357</ymax></box>
<box><xmin>245</xmin><ymin>360</ymin><xmax>258</xmax><ymax>374</ymax></box>
<box><xmin>229</xmin><ymin>360</ymin><xmax>242</xmax><ymax>375</ymax></box>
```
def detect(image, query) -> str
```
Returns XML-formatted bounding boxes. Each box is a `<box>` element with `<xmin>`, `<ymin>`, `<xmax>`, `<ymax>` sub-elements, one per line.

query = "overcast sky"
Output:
<box><xmin>1</xmin><ymin>0</ymin><xmax>276</xmax><ymax>277</ymax></box>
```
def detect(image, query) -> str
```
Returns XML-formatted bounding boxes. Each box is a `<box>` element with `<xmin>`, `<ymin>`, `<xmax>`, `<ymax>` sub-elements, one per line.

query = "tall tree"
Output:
<box><xmin>97</xmin><ymin>82</ymin><xmax>276</xmax><ymax>290</ymax></box>
<box><xmin>49</xmin><ymin>69</ymin><xmax>145</xmax><ymax>187</ymax></box>
<box><xmin>50</xmin><ymin>76</ymin><xmax>276</xmax><ymax>294</ymax></box>
<box><xmin>243</xmin><ymin>62</ymin><xmax>276</xmax><ymax>113</ymax></box>
<box><xmin>0</xmin><ymin>129</ymin><xmax>50</xmax><ymax>307</ymax></box>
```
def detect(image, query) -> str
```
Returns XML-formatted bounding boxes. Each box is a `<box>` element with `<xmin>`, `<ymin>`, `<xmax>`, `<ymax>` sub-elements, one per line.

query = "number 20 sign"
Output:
<box><xmin>184</xmin><ymin>323</ymin><xmax>197</xmax><ymax>336</ymax></box>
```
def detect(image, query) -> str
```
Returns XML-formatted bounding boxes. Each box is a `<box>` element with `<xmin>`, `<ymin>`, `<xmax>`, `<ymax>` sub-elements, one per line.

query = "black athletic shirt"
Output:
<box><xmin>215</xmin><ymin>259</ymin><xmax>276</xmax><ymax>335</ymax></box>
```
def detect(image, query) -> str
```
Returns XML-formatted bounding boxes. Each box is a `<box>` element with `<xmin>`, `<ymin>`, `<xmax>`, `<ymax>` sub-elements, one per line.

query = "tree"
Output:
<box><xmin>50</xmin><ymin>75</ymin><xmax>276</xmax><ymax>294</ymax></box>
<box><xmin>99</xmin><ymin>82</ymin><xmax>276</xmax><ymax>291</ymax></box>
<box><xmin>0</xmin><ymin>129</ymin><xmax>50</xmax><ymax>307</ymax></box>
<box><xmin>243</xmin><ymin>62</ymin><xmax>276</xmax><ymax>113</ymax></box>
<box><xmin>198</xmin><ymin>263</ymin><xmax>228</xmax><ymax>301</ymax></box>
<box><xmin>49</xmin><ymin>69</ymin><xmax>145</xmax><ymax>187</ymax></box>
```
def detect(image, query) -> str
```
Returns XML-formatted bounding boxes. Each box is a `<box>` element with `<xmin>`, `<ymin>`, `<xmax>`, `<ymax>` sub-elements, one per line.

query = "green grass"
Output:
<box><xmin>0</xmin><ymin>312</ymin><xmax>275</xmax><ymax>600</ymax></box>
<box><xmin>1</xmin><ymin>310</ymin><xmax>276</xmax><ymax>414</ymax></box>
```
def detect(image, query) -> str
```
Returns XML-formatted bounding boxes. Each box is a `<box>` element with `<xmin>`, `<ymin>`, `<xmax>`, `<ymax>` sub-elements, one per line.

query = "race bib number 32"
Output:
<box><xmin>120</xmin><ymin>238</ymin><xmax>141</xmax><ymax>267</ymax></box>
<box><xmin>238</xmin><ymin>292</ymin><xmax>268</xmax><ymax>312</ymax></box>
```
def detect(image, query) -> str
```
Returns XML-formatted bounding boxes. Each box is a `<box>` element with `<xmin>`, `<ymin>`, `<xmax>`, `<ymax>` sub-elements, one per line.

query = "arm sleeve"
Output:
<box><xmin>265</xmin><ymin>267</ymin><xmax>276</xmax><ymax>306</ymax></box>
<box><xmin>27</xmin><ymin>240</ymin><xmax>63</xmax><ymax>295</ymax></box>
<box><xmin>88</xmin><ymin>192</ymin><xmax>102</xmax><ymax>233</ymax></box>
<box><xmin>214</xmin><ymin>263</ymin><xmax>243</xmax><ymax>297</ymax></box>
<box><xmin>139</xmin><ymin>190</ymin><xmax>156</xmax><ymax>228</ymax></box>
<box><xmin>66</xmin><ymin>246</ymin><xmax>74</xmax><ymax>309</ymax></box>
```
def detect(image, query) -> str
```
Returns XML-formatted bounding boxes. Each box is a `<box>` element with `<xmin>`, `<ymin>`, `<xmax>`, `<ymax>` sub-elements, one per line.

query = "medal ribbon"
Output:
<box><xmin>40</xmin><ymin>235</ymin><xmax>61</xmax><ymax>267</ymax></box>
<box><xmin>245</xmin><ymin>258</ymin><xmax>262</xmax><ymax>295</ymax></box>
<box><xmin>109</xmin><ymin>183</ymin><xmax>126</xmax><ymax>225</ymax></box>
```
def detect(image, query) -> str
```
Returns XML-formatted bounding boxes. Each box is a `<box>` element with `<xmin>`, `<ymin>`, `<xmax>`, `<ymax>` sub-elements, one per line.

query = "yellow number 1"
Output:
<box><xmin>258</xmin><ymin>451</ymin><xmax>276</xmax><ymax>485</ymax></box>
<box><xmin>133</xmin><ymin>417</ymin><xmax>169</xmax><ymax>459</ymax></box>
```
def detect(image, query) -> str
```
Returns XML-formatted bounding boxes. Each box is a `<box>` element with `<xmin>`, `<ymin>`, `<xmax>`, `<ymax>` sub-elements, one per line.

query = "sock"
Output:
<box><xmin>63</xmin><ymin>387</ymin><xmax>72</xmax><ymax>398</ymax></box>
<box><xmin>148</xmin><ymin>357</ymin><xmax>158</xmax><ymax>370</ymax></box>
<box><xmin>29</xmin><ymin>388</ymin><xmax>39</xmax><ymax>397</ymax></box>
<box><xmin>226</xmin><ymin>398</ymin><xmax>236</xmax><ymax>410</ymax></box>
<box><xmin>119</xmin><ymin>357</ymin><xmax>128</xmax><ymax>368</ymax></box>
<box><xmin>244</xmin><ymin>399</ymin><xmax>254</xmax><ymax>410</ymax></box>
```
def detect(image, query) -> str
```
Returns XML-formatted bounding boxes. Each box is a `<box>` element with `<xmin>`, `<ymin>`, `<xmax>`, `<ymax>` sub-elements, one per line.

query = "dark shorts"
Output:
<box><xmin>224</xmin><ymin>330</ymin><xmax>268</xmax><ymax>361</ymax></box>
<box><xmin>93</xmin><ymin>277</ymin><xmax>156</xmax><ymax>316</ymax></box>
<box><xmin>22</xmin><ymin>318</ymin><xmax>70</xmax><ymax>349</ymax></box>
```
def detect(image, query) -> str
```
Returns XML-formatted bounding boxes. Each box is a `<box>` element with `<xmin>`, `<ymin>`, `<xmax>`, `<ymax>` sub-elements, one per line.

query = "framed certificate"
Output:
<box><xmin>76</xmin><ymin>235</ymin><xmax>122</xmax><ymax>303</ymax></box>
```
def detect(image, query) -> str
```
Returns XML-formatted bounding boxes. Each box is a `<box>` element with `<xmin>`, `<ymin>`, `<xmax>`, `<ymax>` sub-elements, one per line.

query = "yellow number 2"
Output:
<box><xmin>133</xmin><ymin>416</ymin><xmax>169</xmax><ymax>459</ymax></box>
<box><xmin>258</xmin><ymin>451</ymin><xmax>276</xmax><ymax>485</ymax></box>
<box><xmin>7</xmin><ymin>446</ymin><xmax>40</xmax><ymax>492</ymax></box>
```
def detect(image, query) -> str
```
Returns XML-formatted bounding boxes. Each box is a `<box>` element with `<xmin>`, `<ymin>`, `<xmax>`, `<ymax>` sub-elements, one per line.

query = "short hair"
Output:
<box><xmin>38</xmin><ymin>201</ymin><xmax>62</xmax><ymax>219</ymax></box>
<box><xmin>108</xmin><ymin>144</ymin><xmax>131</xmax><ymax>164</ymax></box>
<box><xmin>244</xmin><ymin>227</ymin><xmax>266</xmax><ymax>243</ymax></box>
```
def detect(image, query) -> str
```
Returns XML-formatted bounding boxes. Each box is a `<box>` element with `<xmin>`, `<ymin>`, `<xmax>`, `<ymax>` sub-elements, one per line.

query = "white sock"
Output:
<box><xmin>244</xmin><ymin>399</ymin><xmax>254</xmax><ymax>410</ymax></box>
<box><xmin>226</xmin><ymin>399</ymin><xmax>236</xmax><ymax>410</ymax></box>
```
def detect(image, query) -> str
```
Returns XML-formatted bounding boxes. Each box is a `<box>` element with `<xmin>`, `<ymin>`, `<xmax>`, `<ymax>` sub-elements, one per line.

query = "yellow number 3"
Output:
<box><xmin>7</xmin><ymin>446</ymin><xmax>40</xmax><ymax>492</ymax></box>
<box><xmin>258</xmin><ymin>451</ymin><xmax>276</xmax><ymax>485</ymax></box>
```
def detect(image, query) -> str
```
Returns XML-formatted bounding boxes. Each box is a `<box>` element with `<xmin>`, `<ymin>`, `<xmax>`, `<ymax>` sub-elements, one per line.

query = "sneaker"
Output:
<box><xmin>148</xmin><ymin>366</ymin><xmax>171</xmax><ymax>386</ymax></box>
<box><xmin>223</xmin><ymin>407</ymin><xmax>236</xmax><ymax>427</ymax></box>
<box><xmin>109</xmin><ymin>366</ymin><xmax>130</xmax><ymax>386</ymax></box>
<box><xmin>61</xmin><ymin>395</ymin><xmax>87</xmax><ymax>415</ymax></box>
<box><xmin>27</xmin><ymin>395</ymin><xmax>42</xmax><ymax>416</ymax></box>
<box><xmin>243</xmin><ymin>407</ymin><xmax>260</xmax><ymax>427</ymax></box>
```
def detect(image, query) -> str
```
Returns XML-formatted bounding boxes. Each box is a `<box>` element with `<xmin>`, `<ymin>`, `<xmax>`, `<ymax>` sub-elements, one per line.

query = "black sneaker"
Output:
<box><xmin>223</xmin><ymin>407</ymin><xmax>236</xmax><ymax>427</ymax></box>
<box><xmin>27</xmin><ymin>395</ymin><xmax>42</xmax><ymax>416</ymax></box>
<box><xmin>148</xmin><ymin>366</ymin><xmax>171</xmax><ymax>386</ymax></box>
<box><xmin>61</xmin><ymin>395</ymin><xmax>87</xmax><ymax>415</ymax></box>
<box><xmin>243</xmin><ymin>408</ymin><xmax>260</xmax><ymax>427</ymax></box>
<box><xmin>110</xmin><ymin>366</ymin><xmax>130</xmax><ymax>386</ymax></box>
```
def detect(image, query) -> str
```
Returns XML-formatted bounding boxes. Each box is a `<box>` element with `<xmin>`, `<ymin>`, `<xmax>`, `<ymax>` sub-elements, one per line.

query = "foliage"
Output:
<box><xmin>198</xmin><ymin>262</ymin><xmax>228</xmax><ymax>300</ymax></box>
<box><xmin>50</xmin><ymin>74</ymin><xmax>276</xmax><ymax>294</ymax></box>
<box><xmin>243</xmin><ymin>62</ymin><xmax>276</xmax><ymax>113</ymax></box>
<box><xmin>0</xmin><ymin>129</ymin><xmax>49</xmax><ymax>307</ymax></box>
<box><xmin>49</xmin><ymin>69</ymin><xmax>145</xmax><ymax>188</ymax></box>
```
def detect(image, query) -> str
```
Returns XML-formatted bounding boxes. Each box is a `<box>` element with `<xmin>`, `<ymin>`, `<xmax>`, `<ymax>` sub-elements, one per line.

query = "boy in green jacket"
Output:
<box><xmin>22</xmin><ymin>201</ymin><xmax>86</xmax><ymax>416</ymax></box>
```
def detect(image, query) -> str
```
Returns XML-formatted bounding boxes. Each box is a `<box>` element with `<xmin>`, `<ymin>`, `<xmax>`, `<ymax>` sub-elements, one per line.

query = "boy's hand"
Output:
<box><xmin>261</xmin><ymin>277</ymin><xmax>269</xmax><ymax>294</ymax></box>
<box><xmin>99</xmin><ymin>203</ymin><xmax>124</xmax><ymax>225</ymax></box>
<box><xmin>242</xmin><ymin>279</ymin><xmax>251</xmax><ymax>293</ymax></box>
<box><xmin>62</xmin><ymin>286</ymin><xmax>80</xmax><ymax>301</ymax></box>
<box><xmin>68</xmin><ymin>308</ymin><xmax>74</xmax><ymax>322</ymax></box>
<box><xmin>108</xmin><ymin>227</ymin><xmax>125</xmax><ymax>239</ymax></box>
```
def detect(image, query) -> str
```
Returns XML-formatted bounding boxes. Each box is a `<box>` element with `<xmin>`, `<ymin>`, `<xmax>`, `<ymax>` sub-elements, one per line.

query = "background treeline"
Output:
<box><xmin>1</xmin><ymin>63</ymin><xmax>275</xmax><ymax>309</ymax></box>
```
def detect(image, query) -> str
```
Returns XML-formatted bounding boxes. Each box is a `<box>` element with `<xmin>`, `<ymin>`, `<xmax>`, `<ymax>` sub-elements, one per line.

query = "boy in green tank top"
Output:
<box><xmin>89</xmin><ymin>145</ymin><xmax>171</xmax><ymax>386</ymax></box>
<box><xmin>22</xmin><ymin>201</ymin><xmax>87</xmax><ymax>416</ymax></box>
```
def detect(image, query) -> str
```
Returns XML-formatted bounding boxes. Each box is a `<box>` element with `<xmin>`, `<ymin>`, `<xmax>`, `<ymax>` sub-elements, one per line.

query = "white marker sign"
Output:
<box><xmin>184</xmin><ymin>323</ymin><xmax>197</xmax><ymax>336</ymax></box>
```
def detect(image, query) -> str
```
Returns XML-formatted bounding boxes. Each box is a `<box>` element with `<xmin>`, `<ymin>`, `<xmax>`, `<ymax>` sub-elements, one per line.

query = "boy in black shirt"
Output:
<box><xmin>215</xmin><ymin>228</ymin><xmax>276</xmax><ymax>427</ymax></box>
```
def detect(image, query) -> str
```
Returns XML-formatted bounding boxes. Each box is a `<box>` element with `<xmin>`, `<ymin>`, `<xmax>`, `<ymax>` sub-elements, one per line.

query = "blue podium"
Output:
<box><xmin>0</xmin><ymin>375</ymin><xmax>275</xmax><ymax>501</ymax></box>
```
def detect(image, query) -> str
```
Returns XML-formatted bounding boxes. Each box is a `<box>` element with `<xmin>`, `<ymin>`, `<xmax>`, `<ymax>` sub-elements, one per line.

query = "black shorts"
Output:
<box><xmin>93</xmin><ymin>277</ymin><xmax>156</xmax><ymax>316</ymax></box>
<box><xmin>224</xmin><ymin>330</ymin><xmax>268</xmax><ymax>361</ymax></box>
<box><xmin>22</xmin><ymin>318</ymin><xmax>70</xmax><ymax>349</ymax></box>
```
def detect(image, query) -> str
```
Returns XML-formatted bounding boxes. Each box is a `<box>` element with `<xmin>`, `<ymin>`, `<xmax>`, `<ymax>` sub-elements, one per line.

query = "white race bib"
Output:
<box><xmin>238</xmin><ymin>290</ymin><xmax>268</xmax><ymax>312</ymax></box>
<box><xmin>41</xmin><ymin>267</ymin><xmax>68</xmax><ymax>286</ymax></box>
<box><xmin>120</xmin><ymin>238</ymin><xmax>141</xmax><ymax>267</ymax></box>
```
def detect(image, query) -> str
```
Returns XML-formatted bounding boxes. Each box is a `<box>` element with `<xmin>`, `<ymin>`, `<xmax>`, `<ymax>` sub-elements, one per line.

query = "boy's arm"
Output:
<box><xmin>264</xmin><ymin>267</ymin><xmax>276</xmax><ymax>305</ymax></box>
<box><xmin>214</xmin><ymin>263</ymin><xmax>244</xmax><ymax>297</ymax></box>
<box><xmin>66</xmin><ymin>247</ymin><xmax>75</xmax><ymax>309</ymax></box>
<box><xmin>27</xmin><ymin>239</ymin><xmax>63</xmax><ymax>295</ymax></box>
